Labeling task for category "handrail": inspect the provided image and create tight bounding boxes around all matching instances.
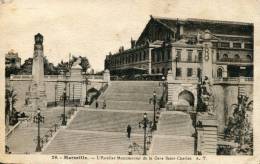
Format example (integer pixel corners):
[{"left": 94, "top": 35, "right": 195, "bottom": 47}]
[{"left": 6, "top": 121, "right": 22, "bottom": 138}]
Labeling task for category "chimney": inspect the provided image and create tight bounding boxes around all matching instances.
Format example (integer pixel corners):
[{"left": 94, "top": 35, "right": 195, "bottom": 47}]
[{"left": 131, "top": 38, "right": 136, "bottom": 48}]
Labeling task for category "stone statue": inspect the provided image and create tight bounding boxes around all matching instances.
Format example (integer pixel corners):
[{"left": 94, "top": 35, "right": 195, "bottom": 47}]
[
  {"left": 73, "top": 57, "right": 81, "bottom": 67},
  {"left": 201, "top": 76, "right": 215, "bottom": 115}
]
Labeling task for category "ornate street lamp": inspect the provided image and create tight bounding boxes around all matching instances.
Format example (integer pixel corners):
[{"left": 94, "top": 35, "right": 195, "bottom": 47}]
[
  {"left": 85, "top": 77, "right": 91, "bottom": 105},
  {"left": 139, "top": 112, "right": 152, "bottom": 155},
  {"left": 61, "top": 88, "right": 67, "bottom": 126},
  {"left": 54, "top": 84, "right": 57, "bottom": 107},
  {"left": 33, "top": 108, "right": 44, "bottom": 152},
  {"left": 149, "top": 91, "right": 157, "bottom": 130}
]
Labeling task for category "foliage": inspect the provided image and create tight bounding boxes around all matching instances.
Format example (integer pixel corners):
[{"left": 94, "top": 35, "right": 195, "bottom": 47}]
[
  {"left": 224, "top": 95, "right": 253, "bottom": 155},
  {"left": 11, "top": 55, "right": 91, "bottom": 75},
  {"left": 5, "top": 66, "right": 20, "bottom": 78},
  {"left": 5, "top": 88, "right": 17, "bottom": 125},
  {"left": 19, "top": 58, "right": 33, "bottom": 75}
]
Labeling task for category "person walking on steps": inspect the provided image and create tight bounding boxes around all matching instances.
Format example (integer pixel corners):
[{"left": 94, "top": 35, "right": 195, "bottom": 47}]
[{"left": 127, "top": 124, "right": 132, "bottom": 139}]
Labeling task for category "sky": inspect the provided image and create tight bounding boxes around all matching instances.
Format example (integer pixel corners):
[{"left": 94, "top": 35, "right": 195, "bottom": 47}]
[{"left": 0, "top": 0, "right": 259, "bottom": 72}]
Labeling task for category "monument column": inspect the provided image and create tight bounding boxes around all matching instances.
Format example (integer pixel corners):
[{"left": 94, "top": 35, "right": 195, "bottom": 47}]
[{"left": 28, "top": 33, "right": 47, "bottom": 111}]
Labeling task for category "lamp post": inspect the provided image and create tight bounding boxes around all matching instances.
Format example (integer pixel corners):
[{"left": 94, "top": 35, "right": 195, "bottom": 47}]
[
  {"left": 33, "top": 108, "right": 44, "bottom": 152},
  {"left": 85, "top": 77, "right": 91, "bottom": 105},
  {"left": 61, "top": 88, "right": 67, "bottom": 126},
  {"left": 54, "top": 84, "right": 57, "bottom": 107},
  {"left": 153, "top": 91, "right": 157, "bottom": 130},
  {"left": 73, "top": 84, "right": 75, "bottom": 103},
  {"left": 139, "top": 112, "right": 152, "bottom": 155}
]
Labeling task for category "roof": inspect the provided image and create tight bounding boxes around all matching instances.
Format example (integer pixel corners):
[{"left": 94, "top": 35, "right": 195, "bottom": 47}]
[{"left": 152, "top": 15, "right": 253, "bottom": 26}]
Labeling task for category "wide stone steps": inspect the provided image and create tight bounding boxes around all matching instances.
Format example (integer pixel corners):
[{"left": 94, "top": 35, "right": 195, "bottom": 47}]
[
  {"left": 67, "top": 110, "right": 153, "bottom": 134},
  {"left": 150, "top": 136, "right": 194, "bottom": 155},
  {"left": 6, "top": 127, "right": 49, "bottom": 154},
  {"left": 156, "top": 112, "right": 194, "bottom": 136},
  {"left": 101, "top": 100, "right": 154, "bottom": 111},
  {"left": 101, "top": 93, "right": 153, "bottom": 102},
  {"left": 43, "top": 130, "right": 143, "bottom": 155}
]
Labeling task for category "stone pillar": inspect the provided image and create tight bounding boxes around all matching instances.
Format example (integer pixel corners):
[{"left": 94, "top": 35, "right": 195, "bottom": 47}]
[
  {"left": 148, "top": 47, "right": 152, "bottom": 74},
  {"left": 103, "top": 69, "right": 111, "bottom": 84},
  {"left": 29, "top": 33, "right": 47, "bottom": 110},
  {"left": 201, "top": 30, "right": 213, "bottom": 83},
  {"left": 32, "top": 33, "right": 45, "bottom": 84}
]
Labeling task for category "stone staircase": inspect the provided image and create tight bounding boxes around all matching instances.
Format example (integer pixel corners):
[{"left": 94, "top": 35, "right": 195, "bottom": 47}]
[
  {"left": 43, "top": 130, "right": 143, "bottom": 155},
  {"left": 150, "top": 135, "right": 194, "bottom": 155},
  {"left": 156, "top": 111, "right": 194, "bottom": 136},
  {"left": 96, "top": 81, "right": 163, "bottom": 110},
  {"left": 149, "top": 111, "right": 195, "bottom": 155},
  {"left": 6, "top": 127, "right": 49, "bottom": 154},
  {"left": 67, "top": 110, "right": 153, "bottom": 134},
  {"left": 6, "top": 107, "right": 73, "bottom": 153}
]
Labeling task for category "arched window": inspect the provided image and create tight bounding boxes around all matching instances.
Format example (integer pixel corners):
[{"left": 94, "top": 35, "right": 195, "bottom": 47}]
[
  {"left": 246, "top": 55, "right": 252, "bottom": 61},
  {"left": 162, "top": 68, "right": 165, "bottom": 75},
  {"left": 223, "top": 54, "right": 228, "bottom": 58},
  {"left": 234, "top": 54, "right": 240, "bottom": 59},
  {"left": 217, "top": 67, "right": 223, "bottom": 78}
]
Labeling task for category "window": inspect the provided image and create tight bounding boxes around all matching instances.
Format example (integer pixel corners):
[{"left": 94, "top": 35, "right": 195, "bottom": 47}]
[
  {"left": 152, "top": 69, "right": 155, "bottom": 74},
  {"left": 223, "top": 54, "right": 228, "bottom": 58},
  {"left": 212, "top": 42, "right": 218, "bottom": 48},
  {"left": 157, "top": 68, "right": 160, "bottom": 73},
  {"left": 198, "top": 51, "right": 203, "bottom": 62},
  {"left": 216, "top": 53, "right": 220, "bottom": 60},
  {"left": 187, "top": 50, "right": 192, "bottom": 62},
  {"left": 233, "top": 43, "right": 241, "bottom": 48},
  {"left": 234, "top": 54, "right": 240, "bottom": 59},
  {"left": 161, "top": 50, "right": 165, "bottom": 61},
  {"left": 176, "top": 68, "right": 182, "bottom": 77},
  {"left": 221, "top": 42, "right": 230, "bottom": 48},
  {"left": 245, "top": 43, "right": 253, "bottom": 49},
  {"left": 197, "top": 68, "right": 201, "bottom": 78},
  {"left": 157, "top": 51, "right": 160, "bottom": 62},
  {"left": 217, "top": 67, "right": 223, "bottom": 78},
  {"left": 152, "top": 52, "right": 155, "bottom": 62},
  {"left": 246, "top": 55, "right": 252, "bottom": 61},
  {"left": 167, "top": 49, "right": 171, "bottom": 60},
  {"left": 162, "top": 68, "right": 165, "bottom": 75},
  {"left": 187, "top": 68, "right": 193, "bottom": 77},
  {"left": 139, "top": 52, "right": 142, "bottom": 61},
  {"left": 176, "top": 50, "right": 182, "bottom": 61},
  {"left": 143, "top": 51, "right": 146, "bottom": 60}
]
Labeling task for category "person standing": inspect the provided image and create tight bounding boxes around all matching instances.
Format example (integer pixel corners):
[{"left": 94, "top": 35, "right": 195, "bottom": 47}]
[{"left": 127, "top": 124, "right": 132, "bottom": 139}]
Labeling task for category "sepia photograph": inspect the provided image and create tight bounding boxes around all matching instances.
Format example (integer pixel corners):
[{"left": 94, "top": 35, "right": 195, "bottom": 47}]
[{"left": 0, "top": 0, "right": 259, "bottom": 163}]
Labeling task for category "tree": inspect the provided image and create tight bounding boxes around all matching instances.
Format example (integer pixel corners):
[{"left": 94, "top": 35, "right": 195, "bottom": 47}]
[
  {"left": 5, "top": 66, "right": 20, "bottom": 78},
  {"left": 224, "top": 95, "right": 253, "bottom": 155},
  {"left": 19, "top": 57, "right": 58, "bottom": 75},
  {"left": 5, "top": 88, "right": 17, "bottom": 125},
  {"left": 19, "top": 58, "right": 33, "bottom": 75}
]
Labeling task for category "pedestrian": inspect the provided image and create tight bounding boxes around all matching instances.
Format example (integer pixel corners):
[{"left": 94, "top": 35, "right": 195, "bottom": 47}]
[
  {"left": 103, "top": 100, "right": 106, "bottom": 109},
  {"left": 127, "top": 124, "right": 132, "bottom": 139},
  {"left": 95, "top": 101, "right": 99, "bottom": 109}
]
